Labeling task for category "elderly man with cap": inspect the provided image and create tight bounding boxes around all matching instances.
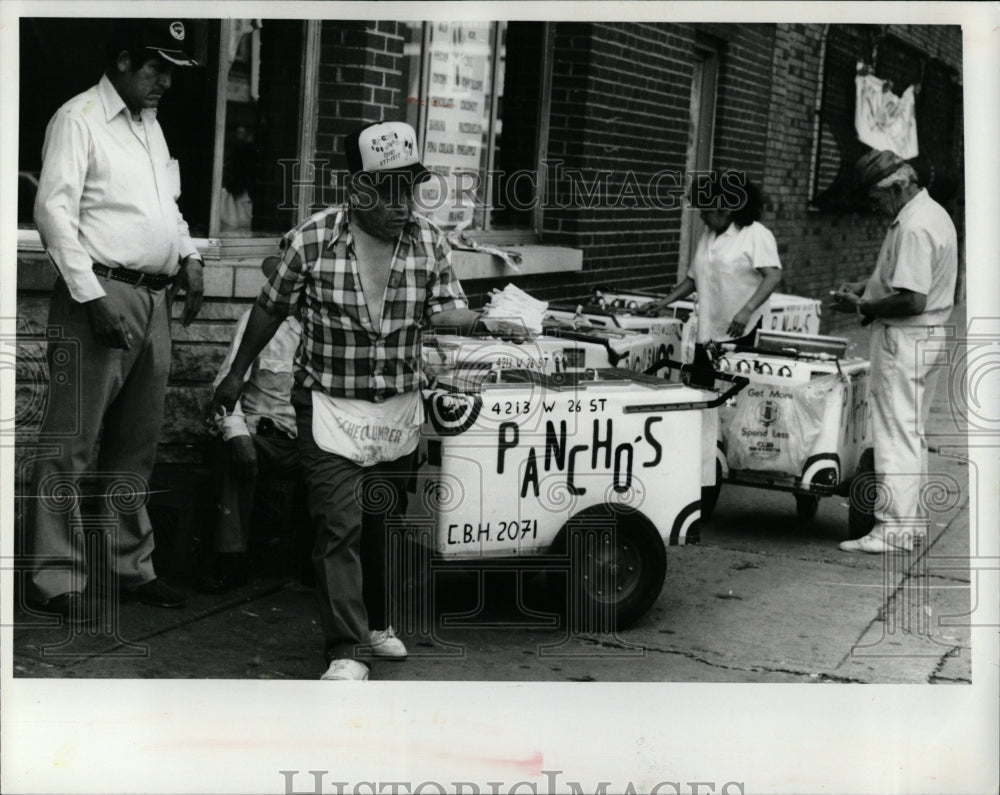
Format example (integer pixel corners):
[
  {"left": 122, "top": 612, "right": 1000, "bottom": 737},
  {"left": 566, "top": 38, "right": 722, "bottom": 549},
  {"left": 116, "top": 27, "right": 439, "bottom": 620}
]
[
  {"left": 829, "top": 149, "right": 957, "bottom": 553},
  {"left": 199, "top": 255, "right": 304, "bottom": 595},
  {"left": 211, "top": 121, "right": 484, "bottom": 680},
  {"left": 29, "top": 19, "right": 204, "bottom": 623}
]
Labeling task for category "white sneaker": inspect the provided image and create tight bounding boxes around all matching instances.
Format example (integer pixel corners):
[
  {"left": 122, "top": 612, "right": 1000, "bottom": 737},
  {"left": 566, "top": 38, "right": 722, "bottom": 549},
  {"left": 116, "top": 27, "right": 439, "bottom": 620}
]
[
  {"left": 839, "top": 533, "right": 913, "bottom": 554},
  {"left": 369, "top": 626, "right": 408, "bottom": 659},
  {"left": 320, "top": 658, "right": 369, "bottom": 681}
]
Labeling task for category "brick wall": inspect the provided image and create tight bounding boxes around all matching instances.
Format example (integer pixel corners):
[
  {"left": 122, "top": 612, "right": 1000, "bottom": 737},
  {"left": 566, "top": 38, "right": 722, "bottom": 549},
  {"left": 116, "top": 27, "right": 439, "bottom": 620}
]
[
  {"left": 507, "top": 22, "right": 778, "bottom": 307},
  {"left": 761, "top": 24, "right": 964, "bottom": 334},
  {"left": 311, "top": 21, "right": 407, "bottom": 211}
]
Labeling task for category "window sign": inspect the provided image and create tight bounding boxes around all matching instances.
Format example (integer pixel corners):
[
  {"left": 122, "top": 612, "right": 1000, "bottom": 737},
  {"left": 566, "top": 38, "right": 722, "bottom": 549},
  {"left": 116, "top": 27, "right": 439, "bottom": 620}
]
[{"left": 418, "top": 21, "right": 495, "bottom": 230}]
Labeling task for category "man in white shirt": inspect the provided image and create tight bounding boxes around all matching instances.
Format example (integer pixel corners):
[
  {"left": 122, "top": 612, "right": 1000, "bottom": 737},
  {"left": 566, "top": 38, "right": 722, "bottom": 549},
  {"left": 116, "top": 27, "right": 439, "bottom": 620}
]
[
  {"left": 200, "top": 257, "right": 303, "bottom": 594},
  {"left": 830, "top": 149, "right": 957, "bottom": 553},
  {"left": 29, "top": 20, "right": 205, "bottom": 624}
]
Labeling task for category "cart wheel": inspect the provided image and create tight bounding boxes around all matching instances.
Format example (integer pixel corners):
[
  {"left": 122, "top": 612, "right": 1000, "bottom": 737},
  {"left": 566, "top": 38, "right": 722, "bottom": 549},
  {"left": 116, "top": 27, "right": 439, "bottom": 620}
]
[
  {"left": 701, "top": 461, "right": 723, "bottom": 520},
  {"left": 794, "top": 494, "right": 820, "bottom": 521},
  {"left": 848, "top": 448, "right": 877, "bottom": 539},
  {"left": 546, "top": 505, "right": 667, "bottom": 633}
]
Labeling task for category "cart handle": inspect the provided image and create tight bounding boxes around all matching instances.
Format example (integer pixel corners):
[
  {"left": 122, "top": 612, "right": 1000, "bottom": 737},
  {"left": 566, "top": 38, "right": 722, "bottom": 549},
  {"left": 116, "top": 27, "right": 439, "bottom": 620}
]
[{"left": 643, "top": 358, "right": 750, "bottom": 408}]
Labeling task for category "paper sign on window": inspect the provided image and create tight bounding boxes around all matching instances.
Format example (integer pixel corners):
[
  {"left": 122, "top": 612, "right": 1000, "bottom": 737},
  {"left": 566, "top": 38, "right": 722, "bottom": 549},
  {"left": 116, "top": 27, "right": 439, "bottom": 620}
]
[{"left": 418, "top": 22, "right": 494, "bottom": 230}]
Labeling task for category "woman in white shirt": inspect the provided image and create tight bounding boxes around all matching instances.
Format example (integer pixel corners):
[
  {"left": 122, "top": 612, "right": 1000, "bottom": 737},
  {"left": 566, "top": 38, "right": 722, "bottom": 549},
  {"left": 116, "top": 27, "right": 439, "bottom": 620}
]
[{"left": 643, "top": 171, "right": 782, "bottom": 377}]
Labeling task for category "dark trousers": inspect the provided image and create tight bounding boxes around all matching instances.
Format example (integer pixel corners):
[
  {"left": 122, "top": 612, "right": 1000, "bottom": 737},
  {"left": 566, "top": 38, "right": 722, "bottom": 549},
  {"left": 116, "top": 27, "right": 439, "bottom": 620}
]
[
  {"left": 209, "top": 433, "right": 302, "bottom": 554},
  {"left": 292, "top": 387, "right": 413, "bottom": 664}
]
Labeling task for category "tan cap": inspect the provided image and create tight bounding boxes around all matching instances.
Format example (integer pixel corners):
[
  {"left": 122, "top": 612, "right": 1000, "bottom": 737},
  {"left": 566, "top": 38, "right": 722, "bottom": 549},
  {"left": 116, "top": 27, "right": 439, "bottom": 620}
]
[{"left": 854, "top": 149, "right": 906, "bottom": 193}]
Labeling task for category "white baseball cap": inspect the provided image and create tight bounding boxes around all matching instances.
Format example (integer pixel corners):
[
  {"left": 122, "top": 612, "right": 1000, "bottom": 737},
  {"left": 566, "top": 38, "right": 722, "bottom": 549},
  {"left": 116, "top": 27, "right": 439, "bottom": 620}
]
[{"left": 345, "top": 121, "right": 430, "bottom": 183}]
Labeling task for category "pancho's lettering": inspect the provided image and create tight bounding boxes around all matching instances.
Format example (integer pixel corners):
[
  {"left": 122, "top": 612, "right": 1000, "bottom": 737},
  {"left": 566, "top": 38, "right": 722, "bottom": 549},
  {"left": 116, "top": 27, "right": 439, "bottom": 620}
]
[
  {"left": 497, "top": 422, "right": 518, "bottom": 473},
  {"left": 494, "top": 419, "right": 663, "bottom": 497}
]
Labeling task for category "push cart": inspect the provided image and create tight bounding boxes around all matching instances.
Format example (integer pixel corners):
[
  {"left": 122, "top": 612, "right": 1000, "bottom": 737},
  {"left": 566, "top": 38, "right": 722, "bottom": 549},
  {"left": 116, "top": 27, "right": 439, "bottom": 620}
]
[
  {"left": 584, "top": 288, "right": 823, "bottom": 336},
  {"left": 424, "top": 325, "right": 682, "bottom": 381},
  {"left": 410, "top": 365, "right": 747, "bottom": 630},
  {"left": 704, "top": 328, "right": 874, "bottom": 532}
]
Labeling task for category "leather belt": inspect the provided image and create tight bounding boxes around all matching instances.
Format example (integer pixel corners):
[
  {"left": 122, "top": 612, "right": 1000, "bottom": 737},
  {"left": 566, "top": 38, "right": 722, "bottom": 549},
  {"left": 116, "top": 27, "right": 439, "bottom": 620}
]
[
  {"left": 256, "top": 417, "right": 295, "bottom": 440},
  {"left": 92, "top": 263, "right": 176, "bottom": 290}
]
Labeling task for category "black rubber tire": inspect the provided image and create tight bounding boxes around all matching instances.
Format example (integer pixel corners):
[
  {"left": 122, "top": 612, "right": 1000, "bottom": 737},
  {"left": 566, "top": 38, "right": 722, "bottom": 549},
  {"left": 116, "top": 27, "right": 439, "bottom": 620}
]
[
  {"left": 848, "top": 447, "right": 877, "bottom": 539},
  {"left": 546, "top": 505, "right": 667, "bottom": 633},
  {"left": 701, "top": 460, "right": 723, "bottom": 520},
  {"left": 794, "top": 494, "right": 820, "bottom": 521}
]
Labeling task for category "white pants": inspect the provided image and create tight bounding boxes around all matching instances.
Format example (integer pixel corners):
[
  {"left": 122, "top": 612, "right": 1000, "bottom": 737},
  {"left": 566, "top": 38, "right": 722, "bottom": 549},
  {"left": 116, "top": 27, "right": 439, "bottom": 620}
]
[{"left": 868, "top": 322, "right": 947, "bottom": 539}]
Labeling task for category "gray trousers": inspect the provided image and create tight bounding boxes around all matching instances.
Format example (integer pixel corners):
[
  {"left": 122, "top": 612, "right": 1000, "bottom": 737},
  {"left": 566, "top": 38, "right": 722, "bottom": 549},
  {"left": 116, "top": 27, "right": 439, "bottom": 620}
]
[
  {"left": 28, "top": 277, "right": 172, "bottom": 600},
  {"left": 292, "top": 386, "right": 412, "bottom": 663}
]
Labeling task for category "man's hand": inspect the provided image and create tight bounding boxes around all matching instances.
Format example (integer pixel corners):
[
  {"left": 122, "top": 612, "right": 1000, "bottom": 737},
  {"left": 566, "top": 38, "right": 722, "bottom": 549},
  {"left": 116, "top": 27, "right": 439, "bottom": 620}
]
[
  {"left": 228, "top": 435, "right": 258, "bottom": 480},
  {"left": 210, "top": 372, "right": 245, "bottom": 418},
  {"left": 85, "top": 295, "right": 132, "bottom": 349},
  {"left": 174, "top": 256, "right": 204, "bottom": 326},
  {"left": 727, "top": 307, "right": 753, "bottom": 339},
  {"left": 836, "top": 280, "right": 866, "bottom": 297},
  {"left": 827, "top": 289, "right": 862, "bottom": 314},
  {"left": 638, "top": 300, "right": 667, "bottom": 317}
]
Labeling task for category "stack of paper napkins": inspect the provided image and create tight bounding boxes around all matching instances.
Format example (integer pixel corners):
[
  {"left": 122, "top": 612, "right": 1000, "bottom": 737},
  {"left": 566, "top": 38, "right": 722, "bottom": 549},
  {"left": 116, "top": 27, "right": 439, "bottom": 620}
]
[{"left": 479, "top": 284, "right": 548, "bottom": 338}]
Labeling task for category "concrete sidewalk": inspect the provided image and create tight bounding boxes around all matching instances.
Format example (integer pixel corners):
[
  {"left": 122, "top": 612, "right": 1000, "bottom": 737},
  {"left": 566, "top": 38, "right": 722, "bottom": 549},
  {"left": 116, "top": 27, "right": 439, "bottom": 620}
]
[{"left": 11, "top": 307, "right": 972, "bottom": 683}]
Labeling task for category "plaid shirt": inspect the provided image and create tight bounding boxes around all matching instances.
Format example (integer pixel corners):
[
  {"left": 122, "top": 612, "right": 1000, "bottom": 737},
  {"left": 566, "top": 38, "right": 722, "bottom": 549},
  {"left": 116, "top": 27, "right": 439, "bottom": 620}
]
[{"left": 257, "top": 206, "right": 468, "bottom": 401}]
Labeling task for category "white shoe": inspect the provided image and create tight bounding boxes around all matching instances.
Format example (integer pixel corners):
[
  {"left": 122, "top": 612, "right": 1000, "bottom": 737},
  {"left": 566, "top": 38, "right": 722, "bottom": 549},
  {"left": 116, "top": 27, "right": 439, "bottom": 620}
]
[
  {"left": 320, "top": 658, "right": 369, "bottom": 681},
  {"left": 839, "top": 533, "right": 913, "bottom": 554},
  {"left": 369, "top": 626, "right": 408, "bottom": 659}
]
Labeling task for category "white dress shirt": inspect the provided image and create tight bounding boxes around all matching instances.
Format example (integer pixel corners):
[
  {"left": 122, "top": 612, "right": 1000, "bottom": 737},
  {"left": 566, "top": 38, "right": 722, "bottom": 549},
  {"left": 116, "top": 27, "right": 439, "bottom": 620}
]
[
  {"left": 688, "top": 220, "right": 782, "bottom": 343},
  {"left": 861, "top": 188, "right": 957, "bottom": 327},
  {"left": 34, "top": 74, "right": 200, "bottom": 303},
  {"left": 213, "top": 310, "right": 302, "bottom": 441}
]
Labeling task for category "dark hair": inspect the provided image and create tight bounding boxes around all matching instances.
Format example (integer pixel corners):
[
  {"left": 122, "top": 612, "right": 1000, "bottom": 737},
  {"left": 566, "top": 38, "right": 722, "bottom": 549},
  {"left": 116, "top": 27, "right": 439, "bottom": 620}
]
[
  {"left": 692, "top": 170, "right": 765, "bottom": 229},
  {"left": 106, "top": 47, "right": 149, "bottom": 74}
]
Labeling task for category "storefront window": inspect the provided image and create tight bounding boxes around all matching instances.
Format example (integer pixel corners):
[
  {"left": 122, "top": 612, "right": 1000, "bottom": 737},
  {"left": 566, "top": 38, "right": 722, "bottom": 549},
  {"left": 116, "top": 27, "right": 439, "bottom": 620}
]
[
  {"left": 400, "top": 21, "right": 549, "bottom": 235},
  {"left": 17, "top": 17, "right": 305, "bottom": 241}
]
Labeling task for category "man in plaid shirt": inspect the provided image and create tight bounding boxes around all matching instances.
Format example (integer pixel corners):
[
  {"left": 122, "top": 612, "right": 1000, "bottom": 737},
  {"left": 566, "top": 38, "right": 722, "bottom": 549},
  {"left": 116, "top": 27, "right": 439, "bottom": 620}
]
[{"left": 211, "top": 122, "right": 483, "bottom": 681}]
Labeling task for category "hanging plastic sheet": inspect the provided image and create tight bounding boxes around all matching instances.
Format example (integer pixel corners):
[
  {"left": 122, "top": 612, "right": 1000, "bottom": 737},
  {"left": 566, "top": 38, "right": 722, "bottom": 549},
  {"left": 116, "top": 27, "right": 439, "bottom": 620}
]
[{"left": 854, "top": 72, "right": 919, "bottom": 159}]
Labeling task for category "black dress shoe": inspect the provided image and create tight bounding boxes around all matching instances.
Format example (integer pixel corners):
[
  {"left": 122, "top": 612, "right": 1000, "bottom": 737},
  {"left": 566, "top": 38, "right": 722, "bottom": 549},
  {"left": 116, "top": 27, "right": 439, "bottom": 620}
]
[
  {"left": 121, "top": 579, "right": 187, "bottom": 608},
  {"left": 33, "top": 592, "right": 93, "bottom": 626}
]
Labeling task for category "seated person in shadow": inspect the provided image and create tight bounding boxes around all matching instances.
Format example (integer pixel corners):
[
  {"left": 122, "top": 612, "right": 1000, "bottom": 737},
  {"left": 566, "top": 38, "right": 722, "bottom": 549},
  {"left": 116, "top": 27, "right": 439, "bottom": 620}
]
[
  {"left": 200, "top": 255, "right": 304, "bottom": 592},
  {"left": 219, "top": 137, "right": 255, "bottom": 237}
]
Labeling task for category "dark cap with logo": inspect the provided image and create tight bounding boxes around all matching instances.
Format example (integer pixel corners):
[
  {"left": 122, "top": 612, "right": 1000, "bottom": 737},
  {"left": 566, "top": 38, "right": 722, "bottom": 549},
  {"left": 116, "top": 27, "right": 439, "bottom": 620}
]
[{"left": 111, "top": 19, "right": 199, "bottom": 68}]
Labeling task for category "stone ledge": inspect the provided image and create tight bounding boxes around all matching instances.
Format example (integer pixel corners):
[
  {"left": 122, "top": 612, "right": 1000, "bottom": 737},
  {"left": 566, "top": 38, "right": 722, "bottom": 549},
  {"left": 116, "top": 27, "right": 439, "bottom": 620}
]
[{"left": 17, "top": 244, "right": 584, "bottom": 299}]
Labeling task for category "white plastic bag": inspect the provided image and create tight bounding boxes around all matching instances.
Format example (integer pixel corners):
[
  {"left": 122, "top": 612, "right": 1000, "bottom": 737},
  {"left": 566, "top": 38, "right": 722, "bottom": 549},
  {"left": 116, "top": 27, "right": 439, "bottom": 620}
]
[{"left": 722, "top": 373, "right": 838, "bottom": 474}]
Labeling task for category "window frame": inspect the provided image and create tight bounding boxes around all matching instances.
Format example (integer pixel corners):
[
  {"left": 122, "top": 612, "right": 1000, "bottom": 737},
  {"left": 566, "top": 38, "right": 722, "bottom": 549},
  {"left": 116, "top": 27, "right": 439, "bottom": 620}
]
[
  {"left": 408, "top": 20, "right": 553, "bottom": 242},
  {"left": 678, "top": 36, "right": 721, "bottom": 273},
  {"left": 18, "top": 18, "right": 317, "bottom": 262}
]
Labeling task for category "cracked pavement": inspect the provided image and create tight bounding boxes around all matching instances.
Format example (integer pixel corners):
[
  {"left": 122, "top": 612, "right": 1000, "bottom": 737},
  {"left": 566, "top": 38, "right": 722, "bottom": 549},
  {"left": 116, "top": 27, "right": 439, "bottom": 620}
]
[{"left": 12, "top": 417, "right": 972, "bottom": 686}]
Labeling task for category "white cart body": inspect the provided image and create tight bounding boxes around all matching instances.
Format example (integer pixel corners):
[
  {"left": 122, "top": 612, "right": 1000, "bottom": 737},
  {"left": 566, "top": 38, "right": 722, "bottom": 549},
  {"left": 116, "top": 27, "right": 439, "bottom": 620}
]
[
  {"left": 714, "top": 347, "right": 871, "bottom": 494},
  {"left": 414, "top": 374, "right": 715, "bottom": 559}
]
